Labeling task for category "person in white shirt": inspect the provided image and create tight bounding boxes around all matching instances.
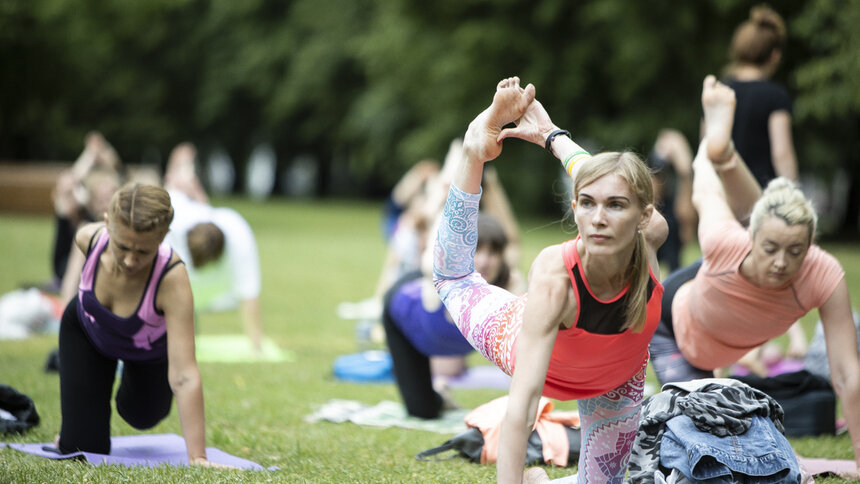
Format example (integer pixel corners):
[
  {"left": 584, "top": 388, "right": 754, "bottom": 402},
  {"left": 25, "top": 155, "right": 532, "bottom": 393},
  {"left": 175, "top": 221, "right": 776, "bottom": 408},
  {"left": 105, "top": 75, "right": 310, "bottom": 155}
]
[{"left": 163, "top": 143, "right": 265, "bottom": 354}]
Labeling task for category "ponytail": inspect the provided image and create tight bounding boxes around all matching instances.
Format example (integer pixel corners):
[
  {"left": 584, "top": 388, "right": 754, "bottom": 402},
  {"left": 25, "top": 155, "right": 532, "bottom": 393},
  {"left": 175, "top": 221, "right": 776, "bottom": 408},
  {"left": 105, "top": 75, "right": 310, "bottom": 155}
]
[{"left": 623, "top": 230, "right": 650, "bottom": 332}]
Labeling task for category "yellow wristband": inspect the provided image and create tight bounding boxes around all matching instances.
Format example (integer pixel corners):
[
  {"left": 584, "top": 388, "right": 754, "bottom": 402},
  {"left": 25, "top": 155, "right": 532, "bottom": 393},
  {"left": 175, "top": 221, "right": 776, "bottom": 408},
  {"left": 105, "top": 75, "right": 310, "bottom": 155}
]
[{"left": 563, "top": 150, "right": 591, "bottom": 177}]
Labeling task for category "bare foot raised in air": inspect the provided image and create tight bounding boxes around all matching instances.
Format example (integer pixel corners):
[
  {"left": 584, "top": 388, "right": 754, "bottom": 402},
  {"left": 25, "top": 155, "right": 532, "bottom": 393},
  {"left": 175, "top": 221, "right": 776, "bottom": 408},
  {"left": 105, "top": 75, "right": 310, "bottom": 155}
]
[
  {"left": 701, "top": 75, "right": 737, "bottom": 165},
  {"left": 165, "top": 142, "right": 198, "bottom": 184},
  {"left": 464, "top": 77, "right": 535, "bottom": 163}
]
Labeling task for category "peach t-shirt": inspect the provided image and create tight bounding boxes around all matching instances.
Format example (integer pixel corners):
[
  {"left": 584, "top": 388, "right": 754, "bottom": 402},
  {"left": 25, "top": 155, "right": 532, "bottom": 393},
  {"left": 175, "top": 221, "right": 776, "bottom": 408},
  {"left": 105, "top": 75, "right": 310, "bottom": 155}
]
[{"left": 674, "top": 219, "right": 844, "bottom": 369}]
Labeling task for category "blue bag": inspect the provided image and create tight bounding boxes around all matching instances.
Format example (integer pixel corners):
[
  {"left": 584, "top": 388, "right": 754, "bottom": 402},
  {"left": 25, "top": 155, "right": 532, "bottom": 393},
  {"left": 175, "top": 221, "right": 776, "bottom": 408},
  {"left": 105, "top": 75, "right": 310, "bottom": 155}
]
[{"left": 332, "top": 350, "right": 394, "bottom": 383}]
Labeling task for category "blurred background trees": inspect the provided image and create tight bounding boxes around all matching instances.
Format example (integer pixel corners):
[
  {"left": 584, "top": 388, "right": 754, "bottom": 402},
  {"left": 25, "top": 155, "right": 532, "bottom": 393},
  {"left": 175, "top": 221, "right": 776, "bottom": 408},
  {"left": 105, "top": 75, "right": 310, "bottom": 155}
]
[{"left": 1, "top": 0, "right": 857, "bottom": 233}]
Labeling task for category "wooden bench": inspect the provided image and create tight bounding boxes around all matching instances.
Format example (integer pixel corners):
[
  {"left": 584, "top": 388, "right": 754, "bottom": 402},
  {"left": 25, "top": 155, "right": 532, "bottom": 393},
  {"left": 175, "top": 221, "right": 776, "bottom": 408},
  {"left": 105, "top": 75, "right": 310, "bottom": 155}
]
[{"left": 0, "top": 162, "right": 70, "bottom": 215}]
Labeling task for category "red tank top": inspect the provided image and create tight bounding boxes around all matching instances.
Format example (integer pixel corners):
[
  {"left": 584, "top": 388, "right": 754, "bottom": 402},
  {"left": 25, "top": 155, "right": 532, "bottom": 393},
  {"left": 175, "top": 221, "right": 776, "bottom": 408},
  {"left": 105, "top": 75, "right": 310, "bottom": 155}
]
[{"left": 542, "top": 238, "right": 663, "bottom": 400}]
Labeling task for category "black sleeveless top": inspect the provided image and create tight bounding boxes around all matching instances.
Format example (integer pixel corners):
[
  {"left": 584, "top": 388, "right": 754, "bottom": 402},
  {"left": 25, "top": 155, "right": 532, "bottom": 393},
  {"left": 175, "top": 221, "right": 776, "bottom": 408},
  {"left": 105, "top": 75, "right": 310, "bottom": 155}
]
[{"left": 571, "top": 262, "right": 656, "bottom": 335}]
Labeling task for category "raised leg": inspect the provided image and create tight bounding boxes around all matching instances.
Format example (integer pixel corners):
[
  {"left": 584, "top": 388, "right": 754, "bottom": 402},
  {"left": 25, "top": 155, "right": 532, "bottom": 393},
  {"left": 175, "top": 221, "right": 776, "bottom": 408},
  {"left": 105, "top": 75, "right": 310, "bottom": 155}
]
[
  {"left": 700, "top": 75, "right": 762, "bottom": 222},
  {"left": 433, "top": 184, "right": 524, "bottom": 375}
]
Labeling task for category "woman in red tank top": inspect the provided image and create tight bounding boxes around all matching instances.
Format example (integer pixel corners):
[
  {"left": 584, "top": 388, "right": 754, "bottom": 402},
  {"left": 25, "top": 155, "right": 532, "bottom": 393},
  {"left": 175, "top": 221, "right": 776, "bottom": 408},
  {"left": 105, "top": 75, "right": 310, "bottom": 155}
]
[{"left": 433, "top": 78, "right": 667, "bottom": 483}]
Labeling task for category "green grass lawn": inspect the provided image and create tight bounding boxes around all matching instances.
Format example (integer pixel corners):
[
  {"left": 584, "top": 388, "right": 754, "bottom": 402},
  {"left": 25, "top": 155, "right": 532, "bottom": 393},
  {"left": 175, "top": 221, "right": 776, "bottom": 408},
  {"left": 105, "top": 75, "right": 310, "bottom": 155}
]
[{"left": 0, "top": 198, "right": 857, "bottom": 483}]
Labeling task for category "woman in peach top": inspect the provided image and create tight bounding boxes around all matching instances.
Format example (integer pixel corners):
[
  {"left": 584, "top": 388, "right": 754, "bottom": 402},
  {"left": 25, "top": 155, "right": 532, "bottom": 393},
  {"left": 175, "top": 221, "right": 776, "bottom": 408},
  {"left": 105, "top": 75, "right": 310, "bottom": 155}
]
[{"left": 650, "top": 75, "right": 860, "bottom": 472}]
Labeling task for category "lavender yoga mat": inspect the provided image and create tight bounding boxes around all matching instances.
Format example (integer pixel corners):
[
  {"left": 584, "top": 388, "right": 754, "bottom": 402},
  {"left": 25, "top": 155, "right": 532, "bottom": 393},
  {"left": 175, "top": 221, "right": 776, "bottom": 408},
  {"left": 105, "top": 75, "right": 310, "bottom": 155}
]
[
  {"left": 444, "top": 365, "right": 510, "bottom": 390},
  {"left": 1, "top": 433, "right": 274, "bottom": 470}
]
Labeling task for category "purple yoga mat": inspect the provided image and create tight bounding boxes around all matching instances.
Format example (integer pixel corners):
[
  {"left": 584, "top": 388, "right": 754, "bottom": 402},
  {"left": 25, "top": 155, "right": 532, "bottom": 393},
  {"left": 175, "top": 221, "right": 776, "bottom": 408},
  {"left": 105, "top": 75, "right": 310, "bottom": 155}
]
[
  {"left": 445, "top": 365, "right": 511, "bottom": 390},
  {"left": 731, "top": 358, "right": 805, "bottom": 377},
  {"left": 1, "top": 433, "right": 274, "bottom": 470}
]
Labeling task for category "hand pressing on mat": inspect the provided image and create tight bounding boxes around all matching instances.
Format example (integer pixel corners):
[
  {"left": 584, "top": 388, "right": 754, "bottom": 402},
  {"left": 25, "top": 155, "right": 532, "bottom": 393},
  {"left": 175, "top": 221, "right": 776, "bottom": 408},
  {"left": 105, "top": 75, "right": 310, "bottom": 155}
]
[{"left": 190, "top": 456, "right": 237, "bottom": 469}]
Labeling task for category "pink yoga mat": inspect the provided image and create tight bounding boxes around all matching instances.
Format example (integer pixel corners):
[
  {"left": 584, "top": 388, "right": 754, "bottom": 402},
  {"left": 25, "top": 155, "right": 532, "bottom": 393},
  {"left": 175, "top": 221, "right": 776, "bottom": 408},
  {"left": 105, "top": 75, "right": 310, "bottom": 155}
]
[
  {"left": 1, "top": 433, "right": 274, "bottom": 470},
  {"left": 797, "top": 456, "right": 857, "bottom": 478}
]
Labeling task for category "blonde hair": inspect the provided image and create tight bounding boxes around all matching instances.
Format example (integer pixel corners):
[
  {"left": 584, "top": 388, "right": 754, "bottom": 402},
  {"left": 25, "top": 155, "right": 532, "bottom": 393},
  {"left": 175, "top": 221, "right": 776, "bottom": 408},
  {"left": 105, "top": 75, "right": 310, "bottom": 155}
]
[
  {"left": 750, "top": 177, "right": 817, "bottom": 244},
  {"left": 108, "top": 183, "right": 174, "bottom": 233},
  {"left": 573, "top": 151, "right": 654, "bottom": 333},
  {"left": 730, "top": 4, "right": 786, "bottom": 68}
]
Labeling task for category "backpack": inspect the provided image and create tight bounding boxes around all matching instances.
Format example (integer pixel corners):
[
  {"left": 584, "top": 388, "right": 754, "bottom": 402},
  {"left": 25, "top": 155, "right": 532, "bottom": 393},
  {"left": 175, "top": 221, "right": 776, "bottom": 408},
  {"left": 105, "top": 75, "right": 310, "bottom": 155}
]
[
  {"left": 416, "top": 425, "right": 581, "bottom": 466},
  {"left": 0, "top": 384, "right": 40, "bottom": 435},
  {"left": 416, "top": 395, "right": 581, "bottom": 467}
]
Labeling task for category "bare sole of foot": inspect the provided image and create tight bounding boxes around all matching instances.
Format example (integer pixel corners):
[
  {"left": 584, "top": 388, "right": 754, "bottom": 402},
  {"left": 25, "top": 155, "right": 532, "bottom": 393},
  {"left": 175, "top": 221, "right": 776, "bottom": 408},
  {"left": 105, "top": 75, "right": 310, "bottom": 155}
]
[
  {"left": 701, "top": 75, "right": 736, "bottom": 164},
  {"left": 465, "top": 77, "right": 535, "bottom": 163}
]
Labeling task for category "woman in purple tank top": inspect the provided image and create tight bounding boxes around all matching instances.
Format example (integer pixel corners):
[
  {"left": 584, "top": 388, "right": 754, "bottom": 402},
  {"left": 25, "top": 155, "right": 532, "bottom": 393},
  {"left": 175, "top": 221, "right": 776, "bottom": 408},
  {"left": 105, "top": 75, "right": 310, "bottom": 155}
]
[
  {"left": 382, "top": 212, "right": 515, "bottom": 419},
  {"left": 55, "top": 183, "right": 226, "bottom": 468}
]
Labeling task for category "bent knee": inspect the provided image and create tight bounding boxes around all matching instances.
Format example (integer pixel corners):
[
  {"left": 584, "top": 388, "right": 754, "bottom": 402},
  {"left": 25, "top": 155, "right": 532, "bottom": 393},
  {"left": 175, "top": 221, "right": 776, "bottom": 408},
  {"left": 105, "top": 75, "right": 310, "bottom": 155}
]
[{"left": 117, "top": 402, "right": 170, "bottom": 430}]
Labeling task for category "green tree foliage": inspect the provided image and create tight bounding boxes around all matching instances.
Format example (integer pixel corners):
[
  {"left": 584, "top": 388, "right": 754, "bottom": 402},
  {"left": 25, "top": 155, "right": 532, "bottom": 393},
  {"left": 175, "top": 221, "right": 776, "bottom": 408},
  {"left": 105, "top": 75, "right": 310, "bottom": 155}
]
[
  {"left": 792, "top": 0, "right": 860, "bottom": 121},
  {"left": 791, "top": 0, "right": 860, "bottom": 233},
  {"left": 1, "top": 0, "right": 857, "bottom": 224}
]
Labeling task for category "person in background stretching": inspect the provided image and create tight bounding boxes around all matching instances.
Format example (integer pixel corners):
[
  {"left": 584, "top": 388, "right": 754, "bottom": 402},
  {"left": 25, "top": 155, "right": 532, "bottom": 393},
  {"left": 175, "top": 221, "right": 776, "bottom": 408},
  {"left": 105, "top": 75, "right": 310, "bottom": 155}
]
[
  {"left": 383, "top": 212, "right": 516, "bottom": 419},
  {"left": 649, "top": 75, "right": 860, "bottom": 473},
  {"left": 647, "top": 128, "right": 696, "bottom": 273},
  {"left": 722, "top": 3, "right": 797, "bottom": 186},
  {"left": 434, "top": 77, "right": 667, "bottom": 483},
  {"left": 163, "top": 143, "right": 265, "bottom": 355},
  {"left": 56, "top": 183, "right": 224, "bottom": 467},
  {"left": 52, "top": 132, "right": 122, "bottom": 293}
]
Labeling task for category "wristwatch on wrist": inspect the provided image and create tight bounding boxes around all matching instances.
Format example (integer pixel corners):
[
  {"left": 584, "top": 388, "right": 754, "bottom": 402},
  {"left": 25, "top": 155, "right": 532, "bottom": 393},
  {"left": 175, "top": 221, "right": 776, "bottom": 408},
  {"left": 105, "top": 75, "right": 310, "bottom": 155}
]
[{"left": 545, "top": 129, "right": 571, "bottom": 155}]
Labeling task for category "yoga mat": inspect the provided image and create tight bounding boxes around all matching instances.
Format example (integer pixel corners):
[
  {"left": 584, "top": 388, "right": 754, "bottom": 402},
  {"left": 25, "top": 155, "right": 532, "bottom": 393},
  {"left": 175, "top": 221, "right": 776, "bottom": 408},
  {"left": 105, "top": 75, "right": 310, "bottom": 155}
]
[
  {"left": 0, "top": 433, "right": 274, "bottom": 470},
  {"left": 797, "top": 456, "right": 857, "bottom": 477},
  {"left": 731, "top": 357, "right": 805, "bottom": 377},
  {"left": 550, "top": 473, "right": 577, "bottom": 483},
  {"left": 336, "top": 298, "right": 382, "bottom": 320},
  {"left": 305, "top": 399, "right": 468, "bottom": 434},
  {"left": 443, "top": 365, "right": 510, "bottom": 390},
  {"left": 195, "top": 334, "right": 294, "bottom": 363}
]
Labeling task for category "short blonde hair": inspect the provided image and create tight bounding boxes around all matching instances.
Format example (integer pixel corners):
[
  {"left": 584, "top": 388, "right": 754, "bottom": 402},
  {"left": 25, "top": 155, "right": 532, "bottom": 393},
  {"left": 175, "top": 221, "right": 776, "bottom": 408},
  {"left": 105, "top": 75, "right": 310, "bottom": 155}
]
[{"left": 750, "top": 177, "right": 817, "bottom": 244}]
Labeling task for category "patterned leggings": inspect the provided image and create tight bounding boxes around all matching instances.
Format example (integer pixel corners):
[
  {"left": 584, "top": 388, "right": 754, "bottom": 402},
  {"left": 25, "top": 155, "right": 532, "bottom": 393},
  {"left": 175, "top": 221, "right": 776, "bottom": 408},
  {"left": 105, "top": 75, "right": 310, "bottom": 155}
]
[{"left": 433, "top": 185, "right": 645, "bottom": 483}]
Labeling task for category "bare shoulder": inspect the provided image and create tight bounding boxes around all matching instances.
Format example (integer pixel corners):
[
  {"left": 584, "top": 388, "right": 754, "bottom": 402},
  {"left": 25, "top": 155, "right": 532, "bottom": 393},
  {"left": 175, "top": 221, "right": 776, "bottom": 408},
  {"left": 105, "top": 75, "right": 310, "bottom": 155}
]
[
  {"left": 528, "top": 244, "right": 573, "bottom": 296},
  {"left": 74, "top": 222, "right": 105, "bottom": 252},
  {"left": 158, "top": 254, "right": 192, "bottom": 310},
  {"left": 528, "top": 244, "right": 567, "bottom": 281},
  {"left": 527, "top": 243, "right": 577, "bottom": 327},
  {"left": 161, "top": 254, "right": 190, "bottom": 289}
]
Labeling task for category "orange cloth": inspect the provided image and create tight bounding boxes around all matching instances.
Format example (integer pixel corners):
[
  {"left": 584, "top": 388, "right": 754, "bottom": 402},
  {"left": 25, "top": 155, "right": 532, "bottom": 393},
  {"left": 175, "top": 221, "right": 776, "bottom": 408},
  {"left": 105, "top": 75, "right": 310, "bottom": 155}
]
[
  {"left": 675, "top": 219, "right": 845, "bottom": 369},
  {"left": 463, "top": 396, "right": 580, "bottom": 466}
]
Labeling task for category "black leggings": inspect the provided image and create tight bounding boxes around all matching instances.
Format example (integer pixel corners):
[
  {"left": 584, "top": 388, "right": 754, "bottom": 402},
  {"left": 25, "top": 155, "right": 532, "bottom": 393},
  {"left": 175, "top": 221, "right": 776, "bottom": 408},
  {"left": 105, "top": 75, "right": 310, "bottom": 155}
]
[
  {"left": 381, "top": 271, "right": 443, "bottom": 419},
  {"left": 649, "top": 259, "right": 714, "bottom": 386},
  {"left": 58, "top": 296, "right": 173, "bottom": 454}
]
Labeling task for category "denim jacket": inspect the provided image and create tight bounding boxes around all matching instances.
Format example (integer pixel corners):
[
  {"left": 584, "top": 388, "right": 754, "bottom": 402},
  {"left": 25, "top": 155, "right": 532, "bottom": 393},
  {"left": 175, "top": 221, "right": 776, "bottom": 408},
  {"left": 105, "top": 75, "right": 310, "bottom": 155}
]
[
  {"left": 660, "top": 414, "right": 800, "bottom": 483},
  {"left": 627, "top": 378, "right": 786, "bottom": 484}
]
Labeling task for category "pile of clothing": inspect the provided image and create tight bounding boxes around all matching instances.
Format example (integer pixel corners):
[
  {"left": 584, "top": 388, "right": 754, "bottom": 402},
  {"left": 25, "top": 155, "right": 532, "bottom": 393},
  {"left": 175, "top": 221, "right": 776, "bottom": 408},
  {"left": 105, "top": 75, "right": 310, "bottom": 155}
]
[{"left": 627, "top": 378, "right": 804, "bottom": 483}]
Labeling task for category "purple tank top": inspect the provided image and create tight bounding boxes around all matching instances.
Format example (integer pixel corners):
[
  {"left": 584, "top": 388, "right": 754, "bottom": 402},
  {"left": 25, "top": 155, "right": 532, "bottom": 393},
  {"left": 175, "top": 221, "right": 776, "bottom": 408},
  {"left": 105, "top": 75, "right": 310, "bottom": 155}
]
[
  {"left": 389, "top": 278, "right": 474, "bottom": 357},
  {"left": 77, "top": 230, "right": 174, "bottom": 361}
]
